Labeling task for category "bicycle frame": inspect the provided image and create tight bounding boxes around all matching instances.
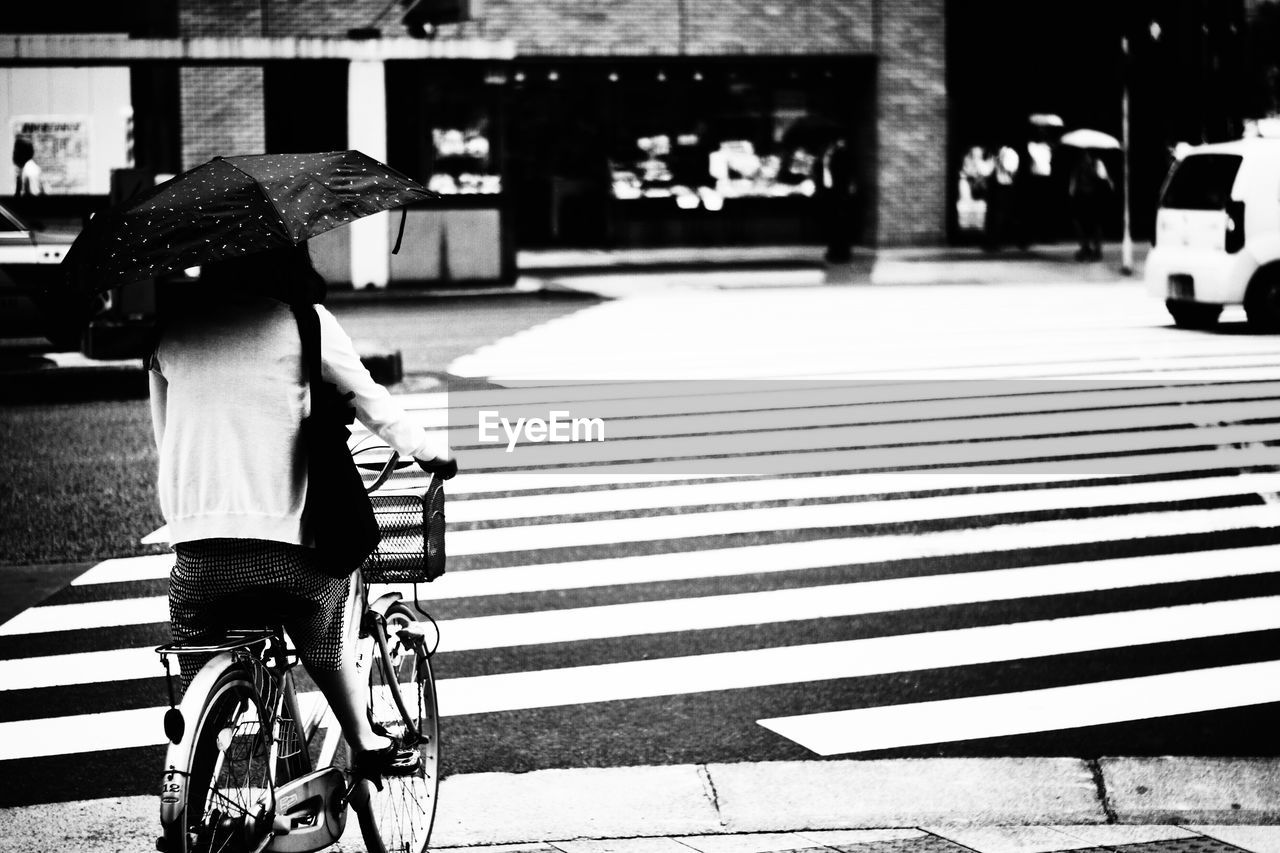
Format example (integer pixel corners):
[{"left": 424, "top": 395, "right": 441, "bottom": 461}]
[{"left": 157, "top": 584, "right": 410, "bottom": 853}]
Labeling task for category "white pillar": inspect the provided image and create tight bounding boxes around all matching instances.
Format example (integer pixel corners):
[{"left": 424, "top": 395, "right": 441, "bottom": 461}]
[{"left": 347, "top": 59, "right": 389, "bottom": 289}]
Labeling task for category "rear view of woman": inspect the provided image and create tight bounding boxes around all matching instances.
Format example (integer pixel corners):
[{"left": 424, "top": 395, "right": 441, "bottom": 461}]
[{"left": 149, "top": 244, "right": 454, "bottom": 780}]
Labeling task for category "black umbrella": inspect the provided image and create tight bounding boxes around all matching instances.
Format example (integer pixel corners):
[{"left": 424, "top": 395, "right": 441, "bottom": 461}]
[{"left": 41, "top": 151, "right": 436, "bottom": 345}]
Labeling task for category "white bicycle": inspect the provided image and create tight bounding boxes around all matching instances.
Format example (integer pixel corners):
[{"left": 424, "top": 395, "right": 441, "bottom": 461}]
[{"left": 155, "top": 444, "right": 448, "bottom": 853}]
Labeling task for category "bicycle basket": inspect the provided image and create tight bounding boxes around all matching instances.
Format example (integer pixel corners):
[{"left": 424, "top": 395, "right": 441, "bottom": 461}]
[{"left": 360, "top": 477, "right": 446, "bottom": 583}]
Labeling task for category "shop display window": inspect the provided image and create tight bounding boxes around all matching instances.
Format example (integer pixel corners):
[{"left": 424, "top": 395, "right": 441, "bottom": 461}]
[
  {"left": 387, "top": 61, "right": 503, "bottom": 197},
  {"left": 428, "top": 125, "right": 500, "bottom": 195},
  {"left": 606, "top": 84, "right": 832, "bottom": 209}
]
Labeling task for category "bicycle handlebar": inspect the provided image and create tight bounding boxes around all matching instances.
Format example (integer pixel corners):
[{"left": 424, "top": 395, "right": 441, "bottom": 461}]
[
  {"left": 353, "top": 440, "right": 457, "bottom": 493},
  {"left": 416, "top": 456, "right": 458, "bottom": 480}
]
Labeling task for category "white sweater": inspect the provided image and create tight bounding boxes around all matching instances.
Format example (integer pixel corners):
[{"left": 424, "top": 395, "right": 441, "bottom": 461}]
[{"left": 149, "top": 295, "right": 443, "bottom": 546}]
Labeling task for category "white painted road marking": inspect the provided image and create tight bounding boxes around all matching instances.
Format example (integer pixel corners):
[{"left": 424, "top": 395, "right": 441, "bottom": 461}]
[
  {"left": 757, "top": 659, "right": 1280, "bottom": 755},
  {"left": 12, "top": 502, "right": 1280, "bottom": 637},
  {"left": 5, "top": 596, "right": 1280, "bottom": 760},
  {"left": 12, "top": 544, "right": 1280, "bottom": 691}
]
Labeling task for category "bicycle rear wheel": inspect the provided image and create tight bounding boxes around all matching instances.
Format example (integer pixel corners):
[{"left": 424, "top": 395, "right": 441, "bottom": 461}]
[
  {"left": 182, "top": 667, "right": 277, "bottom": 853},
  {"left": 356, "top": 601, "right": 440, "bottom": 853}
]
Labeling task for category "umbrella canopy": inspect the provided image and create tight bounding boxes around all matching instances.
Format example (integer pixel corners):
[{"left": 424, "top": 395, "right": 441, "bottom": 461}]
[
  {"left": 1059, "top": 129, "right": 1122, "bottom": 150},
  {"left": 62, "top": 150, "right": 436, "bottom": 294},
  {"left": 1028, "top": 113, "right": 1064, "bottom": 128},
  {"left": 34, "top": 150, "right": 435, "bottom": 346}
]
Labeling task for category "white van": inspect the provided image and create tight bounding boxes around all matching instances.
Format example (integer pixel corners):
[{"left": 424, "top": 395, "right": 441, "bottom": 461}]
[{"left": 1146, "top": 137, "right": 1280, "bottom": 329}]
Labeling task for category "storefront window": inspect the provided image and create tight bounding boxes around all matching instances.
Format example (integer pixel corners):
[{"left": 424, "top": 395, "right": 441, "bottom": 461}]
[
  {"left": 604, "top": 74, "right": 833, "bottom": 212},
  {"left": 610, "top": 132, "right": 816, "bottom": 209},
  {"left": 387, "top": 61, "right": 503, "bottom": 196},
  {"left": 428, "top": 124, "right": 500, "bottom": 195}
]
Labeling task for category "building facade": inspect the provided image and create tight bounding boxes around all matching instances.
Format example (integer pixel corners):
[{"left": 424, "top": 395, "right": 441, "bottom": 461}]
[
  {"left": 173, "top": 0, "right": 948, "bottom": 259},
  {"left": 1, "top": 1, "right": 949, "bottom": 285}
]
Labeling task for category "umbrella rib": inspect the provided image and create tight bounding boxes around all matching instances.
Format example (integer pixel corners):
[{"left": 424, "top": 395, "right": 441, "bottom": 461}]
[{"left": 219, "top": 158, "right": 299, "bottom": 241}]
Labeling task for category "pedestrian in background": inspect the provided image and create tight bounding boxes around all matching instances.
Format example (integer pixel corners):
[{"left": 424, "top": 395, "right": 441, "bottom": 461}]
[
  {"left": 983, "top": 143, "right": 1019, "bottom": 252},
  {"left": 958, "top": 145, "right": 993, "bottom": 234},
  {"left": 12, "top": 136, "right": 44, "bottom": 196},
  {"left": 1068, "top": 149, "right": 1112, "bottom": 261},
  {"left": 818, "top": 135, "right": 858, "bottom": 263},
  {"left": 1019, "top": 129, "right": 1055, "bottom": 246},
  {"left": 150, "top": 243, "right": 454, "bottom": 780}
]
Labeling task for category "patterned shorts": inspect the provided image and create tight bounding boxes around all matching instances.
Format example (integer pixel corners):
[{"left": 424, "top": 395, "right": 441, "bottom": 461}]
[{"left": 169, "top": 538, "right": 352, "bottom": 682}]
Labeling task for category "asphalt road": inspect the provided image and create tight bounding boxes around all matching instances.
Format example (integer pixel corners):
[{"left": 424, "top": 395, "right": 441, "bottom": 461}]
[{"left": 4, "top": 279, "right": 1280, "bottom": 812}]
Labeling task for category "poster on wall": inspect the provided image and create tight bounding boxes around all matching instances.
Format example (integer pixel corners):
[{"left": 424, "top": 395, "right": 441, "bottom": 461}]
[{"left": 10, "top": 115, "right": 91, "bottom": 194}]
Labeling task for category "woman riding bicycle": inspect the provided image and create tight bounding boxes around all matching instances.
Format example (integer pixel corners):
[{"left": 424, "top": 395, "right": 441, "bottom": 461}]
[{"left": 148, "top": 243, "right": 455, "bottom": 782}]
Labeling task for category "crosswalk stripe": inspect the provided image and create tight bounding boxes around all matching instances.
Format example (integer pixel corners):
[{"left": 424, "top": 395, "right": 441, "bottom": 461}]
[
  {"left": 756, "top": 659, "right": 1280, "bottom": 756},
  {"left": 71, "top": 554, "right": 172, "bottom": 586},
  {"left": 409, "top": 382, "right": 1280, "bottom": 441},
  {"left": 372, "top": 441, "right": 1280, "bottom": 495},
  {"left": 433, "top": 596, "right": 1280, "bottom": 717},
  {"left": 394, "top": 377, "right": 1280, "bottom": 418},
  {"left": 434, "top": 459, "right": 1280, "bottom": 524},
  {"left": 118, "top": 443, "right": 1280, "bottom": 585},
  {"left": 451, "top": 421, "right": 1280, "bottom": 474},
  {"left": 133, "top": 444, "right": 1280, "bottom": 555},
  {"left": 449, "top": 398, "right": 1280, "bottom": 449},
  {"left": 6, "top": 596, "right": 1278, "bottom": 761},
  {"left": 13, "top": 544, "right": 1280, "bottom": 692},
  {"left": 444, "top": 473, "right": 1280, "bottom": 555},
  {"left": 11, "top": 502, "right": 1280, "bottom": 637}
]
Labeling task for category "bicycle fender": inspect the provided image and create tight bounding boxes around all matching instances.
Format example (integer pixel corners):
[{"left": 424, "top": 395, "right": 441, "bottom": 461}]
[
  {"left": 366, "top": 590, "right": 403, "bottom": 618},
  {"left": 158, "top": 651, "right": 240, "bottom": 853}
]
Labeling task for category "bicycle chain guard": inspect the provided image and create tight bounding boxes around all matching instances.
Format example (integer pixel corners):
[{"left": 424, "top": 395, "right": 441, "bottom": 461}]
[{"left": 267, "top": 767, "right": 348, "bottom": 853}]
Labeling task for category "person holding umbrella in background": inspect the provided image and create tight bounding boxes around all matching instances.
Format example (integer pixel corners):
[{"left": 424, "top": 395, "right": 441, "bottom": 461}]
[
  {"left": 47, "top": 150, "right": 458, "bottom": 781},
  {"left": 1062, "top": 129, "right": 1119, "bottom": 261},
  {"left": 1068, "top": 149, "right": 1113, "bottom": 260}
]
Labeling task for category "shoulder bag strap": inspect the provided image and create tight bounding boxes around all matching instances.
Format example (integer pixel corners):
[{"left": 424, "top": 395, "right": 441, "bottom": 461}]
[{"left": 290, "top": 303, "right": 321, "bottom": 392}]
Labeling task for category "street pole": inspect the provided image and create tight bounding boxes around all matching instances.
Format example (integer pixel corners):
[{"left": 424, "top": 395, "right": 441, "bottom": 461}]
[{"left": 1121, "top": 35, "right": 1135, "bottom": 276}]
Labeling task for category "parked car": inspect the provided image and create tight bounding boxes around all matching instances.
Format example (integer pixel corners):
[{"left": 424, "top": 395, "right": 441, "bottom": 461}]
[
  {"left": 1146, "top": 136, "right": 1280, "bottom": 329},
  {"left": 0, "top": 200, "right": 74, "bottom": 340}
]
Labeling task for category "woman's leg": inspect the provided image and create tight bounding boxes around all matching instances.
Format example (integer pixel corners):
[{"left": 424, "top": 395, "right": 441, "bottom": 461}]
[
  {"left": 299, "top": 573, "right": 391, "bottom": 753},
  {"left": 309, "top": 665, "right": 391, "bottom": 753}
]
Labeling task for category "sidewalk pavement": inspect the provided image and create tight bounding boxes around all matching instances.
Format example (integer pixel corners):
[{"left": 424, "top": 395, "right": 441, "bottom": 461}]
[
  {"left": 3, "top": 757, "right": 1279, "bottom": 852},
  {"left": 0, "top": 240, "right": 1151, "bottom": 401},
  {"left": 515, "top": 241, "right": 1147, "bottom": 291}
]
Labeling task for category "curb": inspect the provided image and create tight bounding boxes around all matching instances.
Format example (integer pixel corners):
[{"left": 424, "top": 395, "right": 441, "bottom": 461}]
[
  {"left": 427, "top": 758, "right": 1280, "bottom": 847},
  {"left": 3, "top": 758, "right": 1276, "bottom": 852}
]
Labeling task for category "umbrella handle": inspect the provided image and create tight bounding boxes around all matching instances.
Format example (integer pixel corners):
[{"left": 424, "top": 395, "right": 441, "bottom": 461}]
[{"left": 392, "top": 207, "right": 407, "bottom": 255}]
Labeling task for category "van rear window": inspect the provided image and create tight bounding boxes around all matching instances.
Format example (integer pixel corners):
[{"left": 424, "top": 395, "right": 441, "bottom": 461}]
[{"left": 1160, "top": 154, "right": 1243, "bottom": 210}]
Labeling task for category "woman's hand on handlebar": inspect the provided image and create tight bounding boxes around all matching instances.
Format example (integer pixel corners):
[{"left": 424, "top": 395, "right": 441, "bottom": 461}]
[{"left": 417, "top": 455, "right": 458, "bottom": 480}]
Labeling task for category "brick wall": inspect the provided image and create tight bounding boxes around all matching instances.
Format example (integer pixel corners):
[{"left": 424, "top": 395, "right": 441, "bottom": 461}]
[
  {"left": 875, "top": 0, "right": 947, "bottom": 246},
  {"left": 177, "top": 0, "right": 877, "bottom": 54},
  {"left": 179, "top": 67, "right": 265, "bottom": 169},
  {"left": 179, "top": 0, "right": 390, "bottom": 38}
]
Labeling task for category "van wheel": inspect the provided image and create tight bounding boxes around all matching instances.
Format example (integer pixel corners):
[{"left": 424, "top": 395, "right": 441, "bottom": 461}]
[
  {"left": 1245, "top": 276, "right": 1280, "bottom": 331},
  {"left": 1166, "top": 300, "right": 1222, "bottom": 329}
]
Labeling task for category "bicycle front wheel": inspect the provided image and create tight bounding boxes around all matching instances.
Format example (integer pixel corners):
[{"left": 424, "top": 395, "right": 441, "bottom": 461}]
[
  {"left": 358, "top": 602, "right": 440, "bottom": 853},
  {"left": 182, "top": 667, "right": 277, "bottom": 853}
]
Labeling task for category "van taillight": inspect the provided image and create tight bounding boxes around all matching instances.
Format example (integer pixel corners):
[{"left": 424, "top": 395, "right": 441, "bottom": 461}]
[{"left": 1226, "top": 200, "right": 1245, "bottom": 253}]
